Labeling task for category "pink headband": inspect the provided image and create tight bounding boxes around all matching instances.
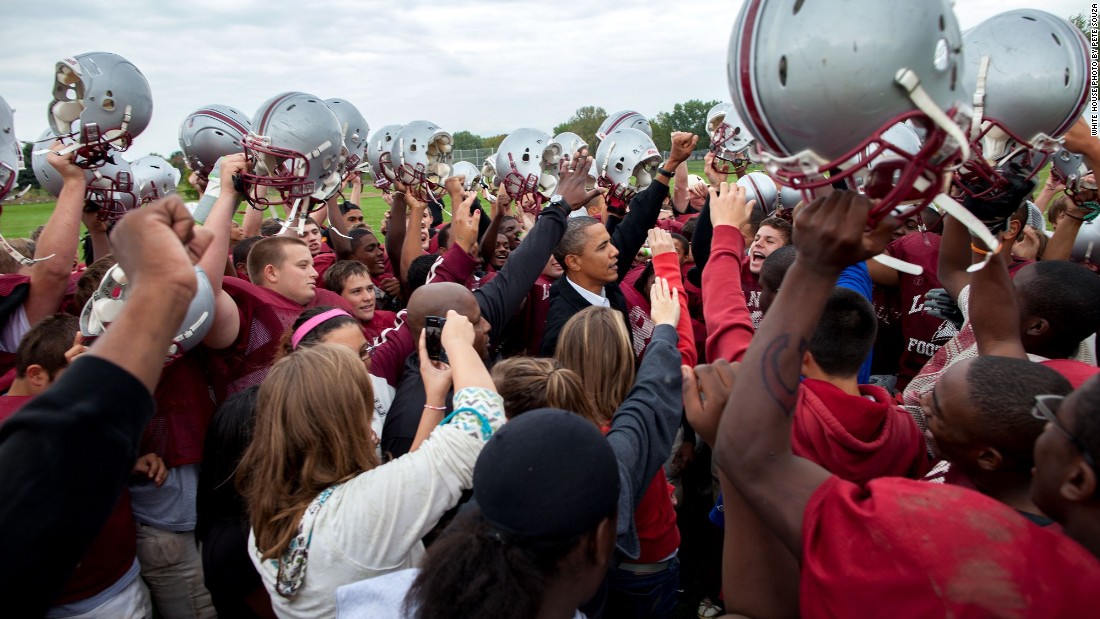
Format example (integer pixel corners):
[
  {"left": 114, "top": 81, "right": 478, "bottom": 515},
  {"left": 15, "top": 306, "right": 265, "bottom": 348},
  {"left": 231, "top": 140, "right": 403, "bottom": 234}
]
[{"left": 291, "top": 308, "right": 353, "bottom": 350}]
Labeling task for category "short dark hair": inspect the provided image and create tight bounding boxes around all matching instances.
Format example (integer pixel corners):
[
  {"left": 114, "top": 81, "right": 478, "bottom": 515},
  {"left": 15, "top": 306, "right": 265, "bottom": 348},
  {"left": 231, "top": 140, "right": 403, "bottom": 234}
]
[
  {"left": 680, "top": 216, "right": 699, "bottom": 241},
  {"left": 758, "top": 216, "right": 793, "bottom": 245},
  {"left": 247, "top": 236, "right": 307, "bottom": 283},
  {"left": 339, "top": 201, "right": 361, "bottom": 215},
  {"left": 967, "top": 356, "right": 1072, "bottom": 471},
  {"left": 349, "top": 228, "right": 378, "bottom": 254},
  {"left": 259, "top": 218, "right": 283, "bottom": 237},
  {"left": 323, "top": 260, "right": 371, "bottom": 294},
  {"left": 670, "top": 233, "right": 689, "bottom": 258},
  {"left": 1017, "top": 261, "right": 1100, "bottom": 358},
  {"left": 1047, "top": 196, "right": 1070, "bottom": 227},
  {"left": 436, "top": 223, "right": 452, "bottom": 252},
  {"left": 760, "top": 245, "right": 796, "bottom": 293},
  {"left": 232, "top": 236, "right": 264, "bottom": 270},
  {"left": 553, "top": 216, "right": 599, "bottom": 268},
  {"left": 14, "top": 314, "right": 79, "bottom": 379},
  {"left": 808, "top": 288, "right": 877, "bottom": 378},
  {"left": 407, "top": 254, "right": 440, "bottom": 295}
]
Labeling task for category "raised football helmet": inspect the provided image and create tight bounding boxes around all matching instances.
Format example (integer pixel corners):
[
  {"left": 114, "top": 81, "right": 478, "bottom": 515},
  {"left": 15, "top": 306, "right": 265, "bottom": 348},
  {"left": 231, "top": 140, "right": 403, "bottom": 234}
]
[
  {"left": 325, "top": 98, "right": 370, "bottom": 177},
  {"left": 388, "top": 121, "right": 453, "bottom": 200},
  {"left": 777, "top": 183, "right": 804, "bottom": 210},
  {"left": 481, "top": 154, "right": 500, "bottom": 188},
  {"left": 554, "top": 132, "right": 589, "bottom": 160},
  {"left": 178, "top": 104, "right": 252, "bottom": 179},
  {"left": 32, "top": 129, "right": 136, "bottom": 220},
  {"left": 450, "top": 160, "right": 483, "bottom": 191},
  {"left": 728, "top": 0, "right": 972, "bottom": 222},
  {"left": 1071, "top": 221, "right": 1100, "bottom": 270},
  {"left": 597, "top": 110, "right": 652, "bottom": 141},
  {"left": 366, "top": 124, "right": 401, "bottom": 190},
  {"left": 956, "top": 9, "right": 1090, "bottom": 198},
  {"left": 131, "top": 155, "right": 180, "bottom": 204},
  {"left": 1051, "top": 148, "right": 1088, "bottom": 193},
  {"left": 737, "top": 172, "right": 779, "bottom": 216},
  {"left": 595, "top": 127, "right": 661, "bottom": 203},
  {"left": 707, "top": 102, "right": 755, "bottom": 171},
  {"left": 48, "top": 52, "right": 152, "bottom": 168},
  {"left": 241, "top": 92, "right": 347, "bottom": 207},
  {"left": 81, "top": 263, "right": 215, "bottom": 357},
  {"left": 0, "top": 96, "right": 21, "bottom": 200},
  {"left": 844, "top": 122, "right": 923, "bottom": 195},
  {"left": 494, "top": 128, "right": 562, "bottom": 205}
]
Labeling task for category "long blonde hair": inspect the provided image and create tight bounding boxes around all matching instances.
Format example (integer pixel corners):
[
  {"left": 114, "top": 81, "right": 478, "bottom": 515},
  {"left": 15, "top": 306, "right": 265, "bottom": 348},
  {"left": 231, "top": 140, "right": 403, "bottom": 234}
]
[
  {"left": 491, "top": 356, "right": 602, "bottom": 426},
  {"left": 237, "top": 344, "right": 378, "bottom": 559},
  {"left": 555, "top": 306, "right": 635, "bottom": 425}
]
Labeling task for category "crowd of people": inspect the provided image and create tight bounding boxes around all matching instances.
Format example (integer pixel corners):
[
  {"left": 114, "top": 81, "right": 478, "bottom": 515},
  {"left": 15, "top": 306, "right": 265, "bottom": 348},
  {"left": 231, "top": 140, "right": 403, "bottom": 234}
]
[{"left": 1, "top": 0, "right": 1100, "bottom": 617}]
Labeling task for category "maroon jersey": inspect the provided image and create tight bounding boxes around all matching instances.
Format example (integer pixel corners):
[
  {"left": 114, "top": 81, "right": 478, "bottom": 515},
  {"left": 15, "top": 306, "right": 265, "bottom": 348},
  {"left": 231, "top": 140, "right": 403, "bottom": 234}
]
[
  {"left": 362, "top": 309, "right": 397, "bottom": 344},
  {"left": 313, "top": 250, "right": 337, "bottom": 289},
  {"left": 741, "top": 260, "right": 764, "bottom": 329},
  {"left": 148, "top": 350, "right": 217, "bottom": 467},
  {"left": 887, "top": 233, "right": 953, "bottom": 391},
  {"left": 209, "top": 278, "right": 354, "bottom": 399}
]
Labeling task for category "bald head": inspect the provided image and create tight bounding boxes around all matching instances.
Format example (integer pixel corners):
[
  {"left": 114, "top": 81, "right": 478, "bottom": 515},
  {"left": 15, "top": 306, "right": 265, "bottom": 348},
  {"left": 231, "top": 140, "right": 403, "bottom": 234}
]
[{"left": 406, "top": 282, "right": 479, "bottom": 338}]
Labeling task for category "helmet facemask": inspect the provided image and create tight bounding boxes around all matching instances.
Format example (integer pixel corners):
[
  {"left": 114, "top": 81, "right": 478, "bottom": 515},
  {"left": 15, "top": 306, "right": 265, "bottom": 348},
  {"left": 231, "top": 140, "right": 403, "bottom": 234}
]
[{"left": 240, "top": 134, "right": 315, "bottom": 207}]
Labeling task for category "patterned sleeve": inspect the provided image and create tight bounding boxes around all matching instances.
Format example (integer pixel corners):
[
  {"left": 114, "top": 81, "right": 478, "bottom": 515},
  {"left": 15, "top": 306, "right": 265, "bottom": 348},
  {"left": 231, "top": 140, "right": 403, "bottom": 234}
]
[{"left": 444, "top": 387, "right": 506, "bottom": 442}]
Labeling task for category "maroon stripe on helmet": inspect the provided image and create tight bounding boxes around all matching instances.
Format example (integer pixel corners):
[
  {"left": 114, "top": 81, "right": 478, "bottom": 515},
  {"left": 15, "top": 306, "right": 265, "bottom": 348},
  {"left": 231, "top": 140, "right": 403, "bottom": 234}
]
[
  {"left": 193, "top": 109, "right": 249, "bottom": 136},
  {"left": 605, "top": 112, "right": 638, "bottom": 136},
  {"left": 256, "top": 93, "right": 297, "bottom": 135},
  {"left": 736, "top": 0, "right": 783, "bottom": 154}
]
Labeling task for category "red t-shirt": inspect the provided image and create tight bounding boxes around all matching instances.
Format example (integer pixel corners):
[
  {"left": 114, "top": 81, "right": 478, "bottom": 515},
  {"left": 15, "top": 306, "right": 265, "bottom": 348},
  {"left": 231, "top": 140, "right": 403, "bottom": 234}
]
[{"left": 801, "top": 476, "right": 1100, "bottom": 618}]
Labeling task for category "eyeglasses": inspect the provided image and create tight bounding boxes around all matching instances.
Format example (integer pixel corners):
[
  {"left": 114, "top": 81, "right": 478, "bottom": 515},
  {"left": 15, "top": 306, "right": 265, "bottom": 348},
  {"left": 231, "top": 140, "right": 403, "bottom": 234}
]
[{"left": 1031, "top": 394, "right": 1096, "bottom": 470}]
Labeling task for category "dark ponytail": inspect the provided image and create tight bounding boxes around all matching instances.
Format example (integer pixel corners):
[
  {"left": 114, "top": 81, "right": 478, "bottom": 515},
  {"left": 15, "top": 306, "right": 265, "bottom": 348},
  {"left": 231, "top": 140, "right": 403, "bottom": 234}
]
[{"left": 405, "top": 507, "right": 580, "bottom": 619}]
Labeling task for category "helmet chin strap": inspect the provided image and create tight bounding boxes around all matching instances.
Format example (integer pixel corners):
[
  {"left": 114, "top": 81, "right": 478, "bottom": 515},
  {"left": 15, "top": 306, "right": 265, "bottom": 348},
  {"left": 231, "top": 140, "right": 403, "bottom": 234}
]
[
  {"left": 278, "top": 198, "right": 302, "bottom": 236},
  {"left": 894, "top": 68, "right": 971, "bottom": 164},
  {"left": 969, "top": 56, "right": 990, "bottom": 141},
  {"left": 933, "top": 192, "right": 1001, "bottom": 272},
  {"left": 0, "top": 232, "right": 54, "bottom": 266}
]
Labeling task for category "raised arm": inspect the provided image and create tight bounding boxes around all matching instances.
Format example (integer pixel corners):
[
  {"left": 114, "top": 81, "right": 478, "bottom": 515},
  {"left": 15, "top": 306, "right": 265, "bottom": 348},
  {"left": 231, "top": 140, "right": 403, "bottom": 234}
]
[
  {"left": 24, "top": 149, "right": 86, "bottom": 326},
  {"left": 649, "top": 229, "right": 696, "bottom": 366},
  {"left": 714, "top": 191, "right": 894, "bottom": 556},
  {"left": 325, "top": 193, "right": 352, "bottom": 259},
  {"left": 969, "top": 240, "right": 1028, "bottom": 359},
  {"left": 479, "top": 186, "right": 507, "bottom": 268},
  {"left": 384, "top": 190, "right": 408, "bottom": 282},
  {"left": 937, "top": 214, "right": 973, "bottom": 302},
  {"left": 401, "top": 194, "right": 429, "bottom": 285},
  {"left": 703, "top": 181, "right": 756, "bottom": 362},
  {"left": 671, "top": 160, "right": 690, "bottom": 214},
  {"left": 200, "top": 155, "right": 249, "bottom": 350}
]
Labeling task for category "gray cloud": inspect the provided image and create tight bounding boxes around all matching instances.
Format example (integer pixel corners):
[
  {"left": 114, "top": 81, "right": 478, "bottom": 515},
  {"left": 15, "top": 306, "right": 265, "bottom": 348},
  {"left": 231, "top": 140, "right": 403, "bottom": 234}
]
[{"left": 0, "top": 0, "right": 1089, "bottom": 159}]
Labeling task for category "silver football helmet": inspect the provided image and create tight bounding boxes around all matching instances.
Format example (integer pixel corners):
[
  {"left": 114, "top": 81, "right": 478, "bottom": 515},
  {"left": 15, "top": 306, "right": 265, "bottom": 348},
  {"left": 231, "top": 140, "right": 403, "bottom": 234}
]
[
  {"left": 241, "top": 92, "right": 347, "bottom": 206},
  {"left": 0, "top": 96, "right": 21, "bottom": 200},
  {"left": 845, "top": 122, "right": 923, "bottom": 194},
  {"left": 81, "top": 263, "right": 215, "bottom": 357},
  {"left": 131, "top": 155, "right": 180, "bottom": 204},
  {"left": 728, "top": 0, "right": 971, "bottom": 222},
  {"left": 481, "top": 154, "right": 500, "bottom": 189},
  {"left": 737, "top": 172, "right": 779, "bottom": 217},
  {"left": 48, "top": 52, "right": 152, "bottom": 168},
  {"left": 450, "top": 160, "right": 483, "bottom": 191},
  {"left": 777, "top": 183, "right": 804, "bottom": 210},
  {"left": 1071, "top": 221, "right": 1100, "bottom": 270},
  {"left": 325, "top": 98, "right": 370, "bottom": 177},
  {"left": 554, "top": 132, "right": 589, "bottom": 161},
  {"left": 957, "top": 9, "right": 1090, "bottom": 199},
  {"left": 494, "top": 128, "right": 562, "bottom": 205},
  {"left": 597, "top": 110, "right": 652, "bottom": 141},
  {"left": 707, "top": 102, "right": 755, "bottom": 171},
  {"left": 32, "top": 129, "right": 136, "bottom": 220},
  {"left": 388, "top": 121, "right": 453, "bottom": 200},
  {"left": 178, "top": 104, "right": 252, "bottom": 179},
  {"left": 1051, "top": 148, "right": 1088, "bottom": 192},
  {"left": 595, "top": 127, "right": 662, "bottom": 203},
  {"left": 367, "top": 124, "right": 401, "bottom": 190}
]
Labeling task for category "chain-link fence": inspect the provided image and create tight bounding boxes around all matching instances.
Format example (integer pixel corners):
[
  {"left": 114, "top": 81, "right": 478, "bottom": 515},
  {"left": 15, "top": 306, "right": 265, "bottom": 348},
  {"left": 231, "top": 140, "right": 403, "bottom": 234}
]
[{"left": 452, "top": 147, "right": 710, "bottom": 163}]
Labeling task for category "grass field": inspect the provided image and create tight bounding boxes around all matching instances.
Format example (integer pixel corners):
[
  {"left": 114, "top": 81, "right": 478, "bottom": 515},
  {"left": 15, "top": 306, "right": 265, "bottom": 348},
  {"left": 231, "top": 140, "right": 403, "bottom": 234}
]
[{"left": 1, "top": 160, "right": 1051, "bottom": 239}]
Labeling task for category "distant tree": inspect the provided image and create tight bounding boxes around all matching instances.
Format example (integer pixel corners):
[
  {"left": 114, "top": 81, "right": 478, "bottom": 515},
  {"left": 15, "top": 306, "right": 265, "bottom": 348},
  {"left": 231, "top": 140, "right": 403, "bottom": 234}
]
[
  {"left": 1068, "top": 13, "right": 1097, "bottom": 60},
  {"left": 553, "top": 106, "right": 607, "bottom": 153},
  {"left": 16, "top": 142, "right": 38, "bottom": 190},
  {"left": 662, "top": 99, "right": 721, "bottom": 150},
  {"left": 482, "top": 133, "right": 508, "bottom": 150},
  {"left": 168, "top": 150, "right": 198, "bottom": 199},
  {"left": 649, "top": 112, "right": 673, "bottom": 152},
  {"left": 451, "top": 130, "right": 483, "bottom": 150}
]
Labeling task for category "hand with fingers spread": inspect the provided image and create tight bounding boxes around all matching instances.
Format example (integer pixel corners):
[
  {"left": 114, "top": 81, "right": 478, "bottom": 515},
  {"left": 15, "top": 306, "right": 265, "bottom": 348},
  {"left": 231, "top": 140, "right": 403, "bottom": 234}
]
[
  {"left": 709, "top": 181, "right": 755, "bottom": 230},
  {"left": 133, "top": 453, "right": 167, "bottom": 487},
  {"left": 649, "top": 276, "right": 681, "bottom": 327},
  {"left": 555, "top": 156, "right": 605, "bottom": 211},
  {"left": 793, "top": 191, "right": 896, "bottom": 276},
  {"left": 681, "top": 359, "right": 738, "bottom": 447},
  {"left": 647, "top": 227, "right": 677, "bottom": 257}
]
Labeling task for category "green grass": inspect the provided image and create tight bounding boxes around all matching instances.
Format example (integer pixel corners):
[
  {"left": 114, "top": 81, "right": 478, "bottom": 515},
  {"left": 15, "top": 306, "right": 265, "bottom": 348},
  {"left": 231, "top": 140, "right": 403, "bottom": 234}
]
[{"left": 1, "top": 161, "right": 1053, "bottom": 240}]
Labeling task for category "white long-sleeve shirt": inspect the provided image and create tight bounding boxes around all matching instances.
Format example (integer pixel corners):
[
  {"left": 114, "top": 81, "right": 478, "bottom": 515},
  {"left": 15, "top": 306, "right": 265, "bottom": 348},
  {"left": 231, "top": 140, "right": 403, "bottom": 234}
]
[{"left": 250, "top": 387, "right": 505, "bottom": 619}]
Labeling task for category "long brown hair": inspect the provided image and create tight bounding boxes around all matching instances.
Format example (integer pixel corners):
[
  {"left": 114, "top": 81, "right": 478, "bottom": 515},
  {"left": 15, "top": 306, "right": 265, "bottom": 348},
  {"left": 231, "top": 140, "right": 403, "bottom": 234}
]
[
  {"left": 555, "top": 307, "right": 635, "bottom": 425},
  {"left": 491, "top": 357, "right": 602, "bottom": 426},
  {"left": 237, "top": 344, "right": 378, "bottom": 559}
]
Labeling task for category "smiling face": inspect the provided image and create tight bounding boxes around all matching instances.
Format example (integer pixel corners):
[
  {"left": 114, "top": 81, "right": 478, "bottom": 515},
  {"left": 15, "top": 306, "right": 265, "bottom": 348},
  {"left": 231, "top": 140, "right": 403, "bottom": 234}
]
[
  {"left": 490, "top": 234, "right": 511, "bottom": 269},
  {"left": 567, "top": 223, "right": 619, "bottom": 290},
  {"left": 500, "top": 218, "right": 520, "bottom": 249},
  {"left": 748, "top": 225, "right": 788, "bottom": 275},
  {"left": 339, "top": 272, "right": 376, "bottom": 322},
  {"left": 542, "top": 255, "right": 564, "bottom": 280},
  {"left": 343, "top": 208, "right": 366, "bottom": 230},
  {"left": 353, "top": 233, "right": 386, "bottom": 277},
  {"left": 268, "top": 243, "right": 317, "bottom": 305}
]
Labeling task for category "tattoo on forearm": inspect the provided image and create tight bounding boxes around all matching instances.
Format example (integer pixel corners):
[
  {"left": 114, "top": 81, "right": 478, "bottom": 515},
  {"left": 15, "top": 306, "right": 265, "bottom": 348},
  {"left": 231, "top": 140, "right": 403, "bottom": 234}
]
[{"left": 761, "top": 334, "right": 806, "bottom": 418}]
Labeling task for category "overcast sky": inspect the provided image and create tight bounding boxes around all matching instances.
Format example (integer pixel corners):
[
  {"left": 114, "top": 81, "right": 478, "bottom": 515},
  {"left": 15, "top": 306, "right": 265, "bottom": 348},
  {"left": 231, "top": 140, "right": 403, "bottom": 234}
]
[{"left": 1, "top": 0, "right": 1092, "bottom": 160}]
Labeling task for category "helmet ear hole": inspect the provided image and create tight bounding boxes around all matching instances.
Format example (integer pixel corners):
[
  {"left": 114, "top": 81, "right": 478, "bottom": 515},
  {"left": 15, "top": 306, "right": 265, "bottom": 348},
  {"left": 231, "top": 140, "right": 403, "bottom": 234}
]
[
  {"left": 102, "top": 98, "right": 115, "bottom": 111},
  {"left": 778, "top": 56, "right": 788, "bottom": 86},
  {"left": 793, "top": 0, "right": 805, "bottom": 15}
]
